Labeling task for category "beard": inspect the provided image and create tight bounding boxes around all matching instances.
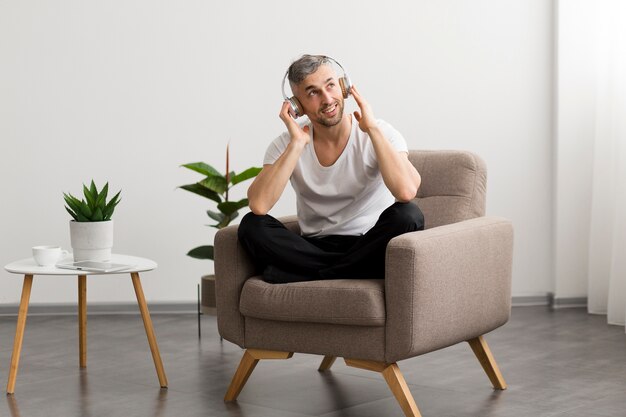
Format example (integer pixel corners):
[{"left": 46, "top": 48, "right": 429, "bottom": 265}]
[{"left": 315, "top": 99, "right": 344, "bottom": 127}]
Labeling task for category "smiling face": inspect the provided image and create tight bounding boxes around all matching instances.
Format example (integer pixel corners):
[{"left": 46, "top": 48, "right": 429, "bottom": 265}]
[{"left": 292, "top": 64, "right": 345, "bottom": 127}]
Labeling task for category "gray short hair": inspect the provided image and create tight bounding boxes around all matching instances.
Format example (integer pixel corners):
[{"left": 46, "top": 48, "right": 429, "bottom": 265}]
[{"left": 288, "top": 55, "right": 332, "bottom": 86}]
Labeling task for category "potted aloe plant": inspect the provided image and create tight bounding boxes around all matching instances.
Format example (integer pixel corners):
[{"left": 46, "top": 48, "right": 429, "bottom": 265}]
[
  {"left": 63, "top": 181, "right": 121, "bottom": 261},
  {"left": 179, "top": 144, "right": 261, "bottom": 313}
]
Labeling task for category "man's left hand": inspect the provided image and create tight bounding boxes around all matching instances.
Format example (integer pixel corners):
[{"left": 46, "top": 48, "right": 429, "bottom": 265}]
[{"left": 351, "top": 85, "right": 378, "bottom": 133}]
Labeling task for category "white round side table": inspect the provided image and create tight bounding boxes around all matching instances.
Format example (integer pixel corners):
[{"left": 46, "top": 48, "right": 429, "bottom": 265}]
[{"left": 3, "top": 254, "right": 167, "bottom": 394}]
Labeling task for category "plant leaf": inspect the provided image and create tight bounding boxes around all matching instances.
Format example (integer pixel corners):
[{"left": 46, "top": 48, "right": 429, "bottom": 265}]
[
  {"left": 95, "top": 182, "right": 109, "bottom": 209},
  {"left": 187, "top": 245, "right": 214, "bottom": 260},
  {"left": 63, "top": 193, "right": 82, "bottom": 214},
  {"left": 65, "top": 206, "right": 78, "bottom": 221},
  {"left": 83, "top": 183, "right": 96, "bottom": 209},
  {"left": 199, "top": 175, "right": 228, "bottom": 194},
  {"left": 79, "top": 201, "right": 93, "bottom": 219},
  {"left": 181, "top": 162, "right": 221, "bottom": 177},
  {"left": 64, "top": 196, "right": 91, "bottom": 221},
  {"left": 63, "top": 195, "right": 90, "bottom": 221},
  {"left": 103, "top": 199, "right": 120, "bottom": 220},
  {"left": 65, "top": 184, "right": 120, "bottom": 222},
  {"left": 207, "top": 210, "right": 226, "bottom": 222},
  {"left": 179, "top": 184, "right": 222, "bottom": 203},
  {"left": 216, "top": 213, "right": 235, "bottom": 229},
  {"left": 75, "top": 212, "right": 90, "bottom": 222},
  {"left": 230, "top": 167, "right": 262, "bottom": 185},
  {"left": 103, "top": 190, "right": 121, "bottom": 216},
  {"left": 208, "top": 211, "right": 239, "bottom": 229},
  {"left": 217, "top": 199, "right": 248, "bottom": 216},
  {"left": 92, "top": 207, "right": 104, "bottom": 221},
  {"left": 64, "top": 202, "right": 79, "bottom": 218},
  {"left": 90, "top": 180, "right": 97, "bottom": 197}
]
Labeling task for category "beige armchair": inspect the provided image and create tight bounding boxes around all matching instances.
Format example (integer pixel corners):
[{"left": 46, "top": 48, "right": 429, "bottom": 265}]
[{"left": 214, "top": 150, "right": 513, "bottom": 417}]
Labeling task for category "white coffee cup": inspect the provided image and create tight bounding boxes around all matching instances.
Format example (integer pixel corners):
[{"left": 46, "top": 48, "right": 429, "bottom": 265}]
[{"left": 32, "top": 245, "right": 69, "bottom": 267}]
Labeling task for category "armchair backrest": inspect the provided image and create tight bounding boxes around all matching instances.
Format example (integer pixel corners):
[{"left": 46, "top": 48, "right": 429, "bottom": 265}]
[{"left": 409, "top": 150, "right": 487, "bottom": 229}]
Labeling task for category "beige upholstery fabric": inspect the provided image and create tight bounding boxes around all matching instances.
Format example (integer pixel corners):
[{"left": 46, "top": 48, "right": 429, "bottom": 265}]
[
  {"left": 240, "top": 277, "right": 386, "bottom": 326},
  {"left": 410, "top": 150, "right": 487, "bottom": 229},
  {"left": 384, "top": 216, "right": 513, "bottom": 362},
  {"left": 214, "top": 150, "right": 513, "bottom": 364},
  {"left": 215, "top": 215, "right": 300, "bottom": 347},
  {"left": 244, "top": 318, "right": 385, "bottom": 361}
]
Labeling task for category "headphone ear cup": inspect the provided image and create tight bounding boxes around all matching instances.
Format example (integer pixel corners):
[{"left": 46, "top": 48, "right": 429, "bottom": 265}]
[
  {"left": 339, "top": 77, "right": 352, "bottom": 98},
  {"left": 288, "top": 97, "right": 303, "bottom": 118}
]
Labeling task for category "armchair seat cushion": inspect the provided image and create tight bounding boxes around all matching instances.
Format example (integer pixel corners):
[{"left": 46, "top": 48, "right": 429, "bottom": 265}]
[{"left": 239, "top": 277, "right": 386, "bottom": 326}]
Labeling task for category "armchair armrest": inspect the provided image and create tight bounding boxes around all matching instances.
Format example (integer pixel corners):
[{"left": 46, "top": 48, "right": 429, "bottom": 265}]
[
  {"left": 384, "top": 216, "right": 513, "bottom": 363},
  {"left": 214, "top": 215, "right": 300, "bottom": 347}
]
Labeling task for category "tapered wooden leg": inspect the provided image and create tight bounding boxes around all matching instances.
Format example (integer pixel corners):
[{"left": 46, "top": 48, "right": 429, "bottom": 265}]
[
  {"left": 7, "top": 275, "right": 34, "bottom": 394},
  {"left": 345, "top": 359, "right": 422, "bottom": 417},
  {"left": 318, "top": 355, "right": 337, "bottom": 372},
  {"left": 224, "top": 351, "right": 259, "bottom": 402},
  {"left": 78, "top": 275, "right": 87, "bottom": 368},
  {"left": 382, "top": 364, "right": 422, "bottom": 417},
  {"left": 225, "top": 349, "right": 293, "bottom": 401},
  {"left": 467, "top": 335, "right": 507, "bottom": 390},
  {"left": 131, "top": 272, "right": 168, "bottom": 388}
]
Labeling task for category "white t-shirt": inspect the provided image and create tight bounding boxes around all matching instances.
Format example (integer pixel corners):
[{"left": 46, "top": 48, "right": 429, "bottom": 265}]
[{"left": 264, "top": 114, "right": 408, "bottom": 237}]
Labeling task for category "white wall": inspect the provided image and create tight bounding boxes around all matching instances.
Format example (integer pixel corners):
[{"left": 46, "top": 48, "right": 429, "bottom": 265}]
[{"left": 0, "top": 0, "right": 554, "bottom": 305}]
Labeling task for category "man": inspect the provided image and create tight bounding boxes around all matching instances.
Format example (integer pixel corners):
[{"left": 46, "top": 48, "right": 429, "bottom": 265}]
[{"left": 238, "top": 54, "right": 424, "bottom": 283}]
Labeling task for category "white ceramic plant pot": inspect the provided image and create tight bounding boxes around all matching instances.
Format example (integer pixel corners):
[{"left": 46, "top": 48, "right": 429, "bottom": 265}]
[{"left": 69, "top": 220, "right": 114, "bottom": 261}]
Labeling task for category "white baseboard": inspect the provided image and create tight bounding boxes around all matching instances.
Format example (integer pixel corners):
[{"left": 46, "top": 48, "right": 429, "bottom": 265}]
[
  {"left": 0, "top": 295, "right": 588, "bottom": 316},
  {"left": 549, "top": 294, "right": 588, "bottom": 309},
  {"left": 512, "top": 293, "right": 588, "bottom": 309},
  {"left": 511, "top": 294, "right": 551, "bottom": 306},
  {"left": 0, "top": 302, "right": 197, "bottom": 316}
]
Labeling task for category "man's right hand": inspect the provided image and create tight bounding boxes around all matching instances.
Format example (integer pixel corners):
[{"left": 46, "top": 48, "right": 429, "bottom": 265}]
[
  {"left": 280, "top": 101, "right": 310, "bottom": 147},
  {"left": 247, "top": 102, "right": 310, "bottom": 215}
]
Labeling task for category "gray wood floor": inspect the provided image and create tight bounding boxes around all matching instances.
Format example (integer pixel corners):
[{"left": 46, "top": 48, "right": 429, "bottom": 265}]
[{"left": 0, "top": 306, "right": 624, "bottom": 417}]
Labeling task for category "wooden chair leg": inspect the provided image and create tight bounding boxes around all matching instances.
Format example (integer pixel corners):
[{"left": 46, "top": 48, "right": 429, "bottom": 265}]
[
  {"left": 467, "top": 335, "right": 507, "bottom": 390},
  {"left": 224, "top": 349, "right": 293, "bottom": 402},
  {"left": 345, "top": 359, "right": 422, "bottom": 417},
  {"left": 318, "top": 355, "right": 337, "bottom": 372}
]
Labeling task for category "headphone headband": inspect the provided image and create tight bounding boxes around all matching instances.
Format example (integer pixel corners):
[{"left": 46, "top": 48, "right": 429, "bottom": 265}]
[{"left": 281, "top": 56, "right": 351, "bottom": 101}]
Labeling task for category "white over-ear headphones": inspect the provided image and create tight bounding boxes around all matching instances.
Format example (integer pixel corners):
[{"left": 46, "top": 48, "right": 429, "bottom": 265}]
[{"left": 281, "top": 56, "right": 353, "bottom": 119}]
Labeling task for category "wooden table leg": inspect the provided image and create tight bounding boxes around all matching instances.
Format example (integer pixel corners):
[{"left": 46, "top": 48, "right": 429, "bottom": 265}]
[
  {"left": 7, "top": 275, "right": 34, "bottom": 394},
  {"left": 131, "top": 272, "right": 168, "bottom": 388},
  {"left": 78, "top": 275, "right": 87, "bottom": 368}
]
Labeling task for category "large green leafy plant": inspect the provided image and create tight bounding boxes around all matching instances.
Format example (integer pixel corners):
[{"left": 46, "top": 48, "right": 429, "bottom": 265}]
[
  {"left": 64, "top": 180, "right": 121, "bottom": 222},
  {"left": 180, "top": 146, "right": 261, "bottom": 260}
]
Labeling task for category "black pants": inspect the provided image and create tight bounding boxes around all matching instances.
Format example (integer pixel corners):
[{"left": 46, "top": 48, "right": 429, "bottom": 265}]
[{"left": 238, "top": 202, "right": 424, "bottom": 283}]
